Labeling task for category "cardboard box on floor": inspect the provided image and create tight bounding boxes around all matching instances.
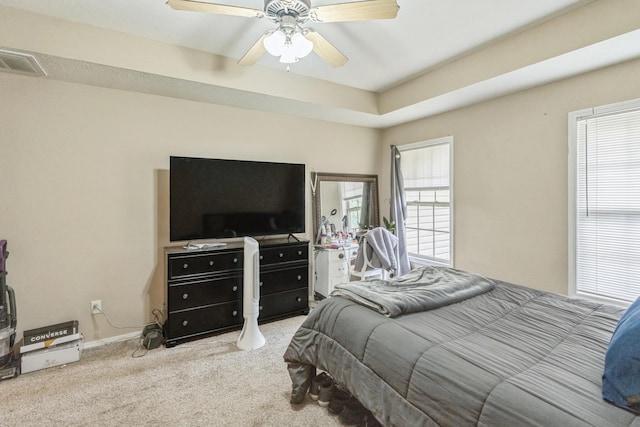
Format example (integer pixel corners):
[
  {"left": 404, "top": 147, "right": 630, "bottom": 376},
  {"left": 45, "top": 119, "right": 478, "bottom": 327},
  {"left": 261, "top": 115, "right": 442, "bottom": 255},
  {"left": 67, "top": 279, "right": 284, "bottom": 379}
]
[
  {"left": 21, "top": 338, "right": 83, "bottom": 374},
  {"left": 23, "top": 320, "right": 79, "bottom": 346}
]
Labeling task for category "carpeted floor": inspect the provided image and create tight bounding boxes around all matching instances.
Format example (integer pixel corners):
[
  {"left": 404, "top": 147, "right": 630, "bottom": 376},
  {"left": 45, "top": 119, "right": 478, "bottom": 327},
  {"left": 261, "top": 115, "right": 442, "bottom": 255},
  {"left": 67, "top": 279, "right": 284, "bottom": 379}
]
[{"left": 1, "top": 315, "right": 342, "bottom": 426}]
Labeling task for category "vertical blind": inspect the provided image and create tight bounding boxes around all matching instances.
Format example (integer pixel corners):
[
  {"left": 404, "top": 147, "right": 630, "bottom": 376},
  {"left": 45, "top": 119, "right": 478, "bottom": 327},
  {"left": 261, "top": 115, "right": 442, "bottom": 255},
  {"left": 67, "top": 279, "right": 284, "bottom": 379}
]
[
  {"left": 401, "top": 141, "right": 451, "bottom": 264},
  {"left": 576, "top": 107, "right": 640, "bottom": 302}
]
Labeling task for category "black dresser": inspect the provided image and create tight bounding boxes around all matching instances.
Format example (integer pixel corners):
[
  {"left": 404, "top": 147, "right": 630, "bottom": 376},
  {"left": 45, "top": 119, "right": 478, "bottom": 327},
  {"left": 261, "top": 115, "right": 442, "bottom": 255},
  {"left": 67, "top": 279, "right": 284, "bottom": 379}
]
[{"left": 164, "top": 238, "right": 309, "bottom": 347}]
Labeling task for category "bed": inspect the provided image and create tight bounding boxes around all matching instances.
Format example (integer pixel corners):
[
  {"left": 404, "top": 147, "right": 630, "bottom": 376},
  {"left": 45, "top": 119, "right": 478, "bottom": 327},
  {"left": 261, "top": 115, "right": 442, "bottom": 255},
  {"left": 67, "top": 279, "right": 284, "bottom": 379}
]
[{"left": 283, "top": 266, "right": 640, "bottom": 426}]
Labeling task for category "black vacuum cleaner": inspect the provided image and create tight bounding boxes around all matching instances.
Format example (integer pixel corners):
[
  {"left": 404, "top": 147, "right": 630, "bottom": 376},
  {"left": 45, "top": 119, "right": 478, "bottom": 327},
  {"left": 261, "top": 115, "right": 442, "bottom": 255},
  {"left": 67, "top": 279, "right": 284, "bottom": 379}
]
[{"left": 0, "top": 239, "right": 19, "bottom": 380}]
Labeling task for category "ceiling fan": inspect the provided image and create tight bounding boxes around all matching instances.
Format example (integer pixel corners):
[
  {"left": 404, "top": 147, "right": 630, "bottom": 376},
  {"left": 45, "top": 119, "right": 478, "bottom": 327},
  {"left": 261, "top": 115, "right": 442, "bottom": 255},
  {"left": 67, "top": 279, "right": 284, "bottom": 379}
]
[{"left": 167, "top": 0, "right": 400, "bottom": 67}]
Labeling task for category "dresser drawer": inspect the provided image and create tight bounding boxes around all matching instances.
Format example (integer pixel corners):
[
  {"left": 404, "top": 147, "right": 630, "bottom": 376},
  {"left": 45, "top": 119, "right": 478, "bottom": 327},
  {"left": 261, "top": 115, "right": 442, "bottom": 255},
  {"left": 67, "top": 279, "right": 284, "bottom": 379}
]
[
  {"left": 168, "top": 251, "right": 242, "bottom": 279},
  {"left": 168, "top": 275, "right": 242, "bottom": 312},
  {"left": 259, "top": 244, "right": 308, "bottom": 266},
  {"left": 329, "top": 260, "right": 349, "bottom": 278},
  {"left": 327, "top": 249, "right": 349, "bottom": 263},
  {"left": 259, "top": 288, "right": 308, "bottom": 319},
  {"left": 167, "top": 301, "right": 242, "bottom": 339},
  {"left": 288, "top": 244, "right": 309, "bottom": 262},
  {"left": 260, "top": 265, "right": 308, "bottom": 295}
]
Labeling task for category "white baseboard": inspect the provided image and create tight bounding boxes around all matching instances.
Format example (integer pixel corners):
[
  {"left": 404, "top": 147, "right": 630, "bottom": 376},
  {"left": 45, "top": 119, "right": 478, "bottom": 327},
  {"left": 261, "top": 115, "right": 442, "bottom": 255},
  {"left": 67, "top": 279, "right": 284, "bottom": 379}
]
[{"left": 83, "top": 330, "right": 142, "bottom": 350}]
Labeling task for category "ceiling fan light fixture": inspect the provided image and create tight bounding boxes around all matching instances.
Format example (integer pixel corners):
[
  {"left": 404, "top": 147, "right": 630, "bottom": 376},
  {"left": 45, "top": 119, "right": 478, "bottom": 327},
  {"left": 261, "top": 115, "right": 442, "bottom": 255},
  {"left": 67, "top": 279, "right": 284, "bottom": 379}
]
[
  {"left": 279, "top": 45, "right": 299, "bottom": 63},
  {"left": 291, "top": 32, "right": 313, "bottom": 58},
  {"left": 264, "top": 28, "right": 312, "bottom": 63},
  {"left": 264, "top": 30, "right": 286, "bottom": 56}
]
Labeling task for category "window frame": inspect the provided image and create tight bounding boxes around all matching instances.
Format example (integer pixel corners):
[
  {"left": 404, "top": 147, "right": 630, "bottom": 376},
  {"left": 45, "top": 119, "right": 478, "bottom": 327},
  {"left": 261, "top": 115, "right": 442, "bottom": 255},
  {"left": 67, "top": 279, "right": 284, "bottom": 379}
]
[
  {"left": 398, "top": 136, "right": 454, "bottom": 267},
  {"left": 568, "top": 98, "right": 640, "bottom": 306}
]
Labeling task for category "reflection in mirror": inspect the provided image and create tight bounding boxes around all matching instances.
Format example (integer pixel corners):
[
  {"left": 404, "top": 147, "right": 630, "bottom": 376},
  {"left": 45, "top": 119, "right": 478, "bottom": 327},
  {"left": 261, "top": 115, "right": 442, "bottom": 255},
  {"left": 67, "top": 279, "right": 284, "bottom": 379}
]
[{"left": 312, "top": 173, "right": 379, "bottom": 244}]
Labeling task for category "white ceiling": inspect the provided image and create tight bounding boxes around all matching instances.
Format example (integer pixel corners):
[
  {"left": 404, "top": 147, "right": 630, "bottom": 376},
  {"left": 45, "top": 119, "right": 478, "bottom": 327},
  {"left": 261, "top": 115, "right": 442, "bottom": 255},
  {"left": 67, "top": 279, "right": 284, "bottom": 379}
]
[
  {"left": 2, "top": 0, "right": 639, "bottom": 128},
  {"left": 0, "top": 0, "right": 589, "bottom": 92}
]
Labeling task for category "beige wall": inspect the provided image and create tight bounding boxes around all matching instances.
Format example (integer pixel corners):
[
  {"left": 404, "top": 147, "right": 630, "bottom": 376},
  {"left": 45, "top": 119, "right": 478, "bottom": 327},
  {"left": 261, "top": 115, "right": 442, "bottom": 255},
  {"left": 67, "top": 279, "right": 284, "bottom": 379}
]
[
  {"left": 382, "top": 57, "right": 640, "bottom": 295},
  {"left": 2, "top": 0, "right": 638, "bottom": 345},
  {"left": 0, "top": 74, "right": 380, "bottom": 342}
]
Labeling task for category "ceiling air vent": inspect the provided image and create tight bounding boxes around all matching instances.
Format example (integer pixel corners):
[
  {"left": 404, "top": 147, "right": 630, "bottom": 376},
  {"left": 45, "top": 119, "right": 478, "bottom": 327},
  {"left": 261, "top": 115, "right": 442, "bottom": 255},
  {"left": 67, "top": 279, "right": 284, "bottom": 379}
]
[{"left": 0, "top": 49, "right": 47, "bottom": 77}]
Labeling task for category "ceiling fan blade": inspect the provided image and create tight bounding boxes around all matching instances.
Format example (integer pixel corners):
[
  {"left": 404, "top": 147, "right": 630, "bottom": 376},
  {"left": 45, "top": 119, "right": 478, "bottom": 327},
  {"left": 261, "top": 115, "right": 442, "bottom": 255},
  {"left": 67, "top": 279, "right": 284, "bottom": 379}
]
[
  {"left": 311, "top": 0, "right": 399, "bottom": 23},
  {"left": 304, "top": 30, "right": 348, "bottom": 68},
  {"left": 167, "top": 0, "right": 264, "bottom": 18},
  {"left": 238, "top": 32, "right": 270, "bottom": 66}
]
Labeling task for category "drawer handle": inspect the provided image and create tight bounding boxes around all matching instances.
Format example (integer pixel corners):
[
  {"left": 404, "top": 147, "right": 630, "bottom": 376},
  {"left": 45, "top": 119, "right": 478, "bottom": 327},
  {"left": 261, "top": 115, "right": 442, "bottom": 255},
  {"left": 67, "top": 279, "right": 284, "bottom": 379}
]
[
  {"left": 338, "top": 253, "right": 344, "bottom": 259},
  {"left": 279, "top": 253, "right": 284, "bottom": 258},
  {"left": 259, "top": 282, "right": 263, "bottom": 287},
  {"left": 296, "top": 297, "right": 302, "bottom": 303},
  {"left": 259, "top": 255, "right": 263, "bottom": 260},
  {"left": 298, "top": 250, "right": 302, "bottom": 255},
  {"left": 209, "top": 260, "right": 214, "bottom": 266},
  {"left": 232, "top": 310, "right": 238, "bottom": 316},
  {"left": 182, "top": 293, "right": 189, "bottom": 300},
  {"left": 232, "top": 285, "right": 238, "bottom": 292},
  {"left": 182, "top": 320, "right": 189, "bottom": 327},
  {"left": 182, "top": 263, "right": 189, "bottom": 269},
  {"left": 297, "top": 275, "right": 302, "bottom": 281},
  {"left": 259, "top": 306, "right": 263, "bottom": 311},
  {"left": 233, "top": 258, "right": 238, "bottom": 263}
]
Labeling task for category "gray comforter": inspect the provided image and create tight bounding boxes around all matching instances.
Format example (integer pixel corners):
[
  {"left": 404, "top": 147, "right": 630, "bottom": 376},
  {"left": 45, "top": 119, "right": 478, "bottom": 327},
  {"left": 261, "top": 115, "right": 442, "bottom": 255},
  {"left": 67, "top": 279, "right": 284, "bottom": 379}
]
[
  {"left": 284, "top": 277, "right": 640, "bottom": 426},
  {"left": 331, "top": 266, "right": 494, "bottom": 317}
]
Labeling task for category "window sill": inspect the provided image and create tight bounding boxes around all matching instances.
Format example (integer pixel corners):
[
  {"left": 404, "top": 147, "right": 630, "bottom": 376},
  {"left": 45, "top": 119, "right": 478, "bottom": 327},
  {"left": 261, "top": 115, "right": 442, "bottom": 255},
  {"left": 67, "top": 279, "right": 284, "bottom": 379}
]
[
  {"left": 573, "top": 291, "right": 631, "bottom": 308},
  {"left": 409, "top": 256, "right": 451, "bottom": 269}
]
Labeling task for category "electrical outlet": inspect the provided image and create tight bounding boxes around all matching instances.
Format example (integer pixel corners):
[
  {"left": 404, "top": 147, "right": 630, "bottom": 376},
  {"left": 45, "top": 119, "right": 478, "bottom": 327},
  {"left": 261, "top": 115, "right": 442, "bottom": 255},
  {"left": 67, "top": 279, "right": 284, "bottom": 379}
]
[{"left": 90, "top": 300, "right": 102, "bottom": 315}]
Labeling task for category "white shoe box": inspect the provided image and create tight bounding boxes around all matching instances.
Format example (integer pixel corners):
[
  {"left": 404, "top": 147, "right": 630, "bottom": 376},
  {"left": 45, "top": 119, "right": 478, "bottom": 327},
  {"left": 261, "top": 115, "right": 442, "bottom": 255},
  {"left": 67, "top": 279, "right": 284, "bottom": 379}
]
[
  {"left": 21, "top": 338, "right": 83, "bottom": 374},
  {"left": 20, "top": 332, "right": 83, "bottom": 353}
]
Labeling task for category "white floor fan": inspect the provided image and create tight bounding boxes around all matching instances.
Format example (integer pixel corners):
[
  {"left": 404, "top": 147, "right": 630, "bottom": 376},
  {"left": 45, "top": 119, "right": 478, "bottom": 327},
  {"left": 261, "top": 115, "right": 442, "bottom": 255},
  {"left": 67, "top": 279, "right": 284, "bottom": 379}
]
[
  {"left": 167, "top": 0, "right": 400, "bottom": 67},
  {"left": 237, "top": 237, "right": 265, "bottom": 351}
]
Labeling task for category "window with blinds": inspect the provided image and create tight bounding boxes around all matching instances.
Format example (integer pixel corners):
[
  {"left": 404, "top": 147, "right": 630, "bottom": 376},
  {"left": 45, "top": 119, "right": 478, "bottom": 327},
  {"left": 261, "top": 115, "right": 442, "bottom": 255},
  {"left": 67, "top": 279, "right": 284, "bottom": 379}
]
[
  {"left": 342, "top": 181, "right": 363, "bottom": 231},
  {"left": 399, "top": 137, "right": 453, "bottom": 265},
  {"left": 570, "top": 99, "right": 640, "bottom": 303}
]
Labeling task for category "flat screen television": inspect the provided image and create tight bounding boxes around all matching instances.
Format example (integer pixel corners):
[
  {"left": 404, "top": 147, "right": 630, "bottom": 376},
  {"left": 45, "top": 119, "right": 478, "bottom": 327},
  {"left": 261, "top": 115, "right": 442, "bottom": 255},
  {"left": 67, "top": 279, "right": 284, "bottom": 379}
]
[{"left": 170, "top": 156, "right": 305, "bottom": 241}]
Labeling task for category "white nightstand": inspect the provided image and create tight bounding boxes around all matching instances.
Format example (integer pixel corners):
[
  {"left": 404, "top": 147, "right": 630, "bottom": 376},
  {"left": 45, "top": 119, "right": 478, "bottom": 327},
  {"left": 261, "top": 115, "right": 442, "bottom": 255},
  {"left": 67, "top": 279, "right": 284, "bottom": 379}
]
[{"left": 313, "top": 244, "right": 358, "bottom": 298}]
